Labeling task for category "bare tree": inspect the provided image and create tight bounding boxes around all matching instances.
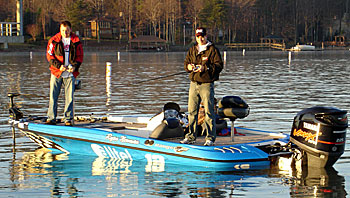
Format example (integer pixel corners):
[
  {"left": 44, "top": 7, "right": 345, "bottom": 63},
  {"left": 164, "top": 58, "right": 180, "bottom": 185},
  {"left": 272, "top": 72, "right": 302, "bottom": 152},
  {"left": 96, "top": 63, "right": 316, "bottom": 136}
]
[
  {"left": 185, "top": 0, "right": 203, "bottom": 32},
  {"left": 26, "top": 24, "right": 41, "bottom": 41},
  {"left": 140, "top": 0, "right": 162, "bottom": 36},
  {"left": 37, "top": 0, "right": 55, "bottom": 40}
]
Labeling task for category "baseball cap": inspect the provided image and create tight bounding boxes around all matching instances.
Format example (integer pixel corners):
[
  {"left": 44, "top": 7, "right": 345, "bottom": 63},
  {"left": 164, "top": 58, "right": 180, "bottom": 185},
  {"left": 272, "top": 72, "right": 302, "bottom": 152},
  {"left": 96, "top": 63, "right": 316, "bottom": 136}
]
[{"left": 195, "top": 27, "right": 206, "bottom": 37}]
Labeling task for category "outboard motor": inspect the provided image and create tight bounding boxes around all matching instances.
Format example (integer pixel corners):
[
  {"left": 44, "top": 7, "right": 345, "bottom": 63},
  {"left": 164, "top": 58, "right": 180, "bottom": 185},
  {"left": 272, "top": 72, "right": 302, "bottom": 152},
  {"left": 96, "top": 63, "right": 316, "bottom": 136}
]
[
  {"left": 290, "top": 106, "right": 348, "bottom": 167},
  {"left": 217, "top": 96, "right": 250, "bottom": 141},
  {"left": 149, "top": 102, "right": 184, "bottom": 140}
]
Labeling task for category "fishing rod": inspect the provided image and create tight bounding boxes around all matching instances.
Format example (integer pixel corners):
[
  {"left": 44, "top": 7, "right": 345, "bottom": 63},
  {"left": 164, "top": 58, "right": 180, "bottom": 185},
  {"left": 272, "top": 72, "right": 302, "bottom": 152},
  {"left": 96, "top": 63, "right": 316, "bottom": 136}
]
[{"left": 133, "top": 71, "right": 187, "bottom": 84}]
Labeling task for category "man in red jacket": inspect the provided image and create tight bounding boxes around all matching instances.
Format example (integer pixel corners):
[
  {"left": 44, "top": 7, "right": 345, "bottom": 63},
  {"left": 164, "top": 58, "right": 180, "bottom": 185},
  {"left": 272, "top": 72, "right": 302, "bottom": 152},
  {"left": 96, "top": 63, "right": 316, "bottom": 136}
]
[{"left": 46, "top": 21, "right": 83, "bottom": 126}]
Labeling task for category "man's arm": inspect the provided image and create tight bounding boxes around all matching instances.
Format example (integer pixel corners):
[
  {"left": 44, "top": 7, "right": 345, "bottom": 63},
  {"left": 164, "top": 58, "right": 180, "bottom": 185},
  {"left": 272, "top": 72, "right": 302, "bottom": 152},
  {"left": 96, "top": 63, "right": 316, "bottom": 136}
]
[
  {"left": 71, "top": 41, "right": 84, "bottom": 72},
  {"left": 184, "top": 48, "right": 195, "bottom": 72},
  {"left": 46, "top": 40, "right": 61, "bottom": 69},
  {"left": 210, "top": 47, "right": 223, "bottom": 76}
]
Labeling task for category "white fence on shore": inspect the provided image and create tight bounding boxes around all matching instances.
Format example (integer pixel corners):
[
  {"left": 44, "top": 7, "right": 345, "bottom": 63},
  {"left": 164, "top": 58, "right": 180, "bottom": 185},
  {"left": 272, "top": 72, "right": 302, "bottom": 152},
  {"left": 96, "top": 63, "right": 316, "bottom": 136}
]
[
  {"left": 0, "top": 22, "right": 21, "bottom": 36},
  {"left": 0, "top": 22, "right": 24, "bottom": 48}
]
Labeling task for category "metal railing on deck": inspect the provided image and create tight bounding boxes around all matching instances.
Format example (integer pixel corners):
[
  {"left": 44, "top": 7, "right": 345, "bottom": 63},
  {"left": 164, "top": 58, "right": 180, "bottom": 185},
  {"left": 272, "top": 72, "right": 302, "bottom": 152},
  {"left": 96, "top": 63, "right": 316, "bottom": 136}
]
[
  {"left": 225, "top": 43, "right": 286, "bottom": 51},
  {"left": 0, "top": 22, "right": 20, "bottom": 36}
]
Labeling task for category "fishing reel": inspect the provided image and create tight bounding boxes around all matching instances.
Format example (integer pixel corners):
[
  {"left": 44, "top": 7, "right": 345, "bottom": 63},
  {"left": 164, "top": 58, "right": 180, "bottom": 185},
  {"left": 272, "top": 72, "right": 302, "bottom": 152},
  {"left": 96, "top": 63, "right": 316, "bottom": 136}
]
[{"left": 8, "top": 93, "right": 23, "bottom": 121}]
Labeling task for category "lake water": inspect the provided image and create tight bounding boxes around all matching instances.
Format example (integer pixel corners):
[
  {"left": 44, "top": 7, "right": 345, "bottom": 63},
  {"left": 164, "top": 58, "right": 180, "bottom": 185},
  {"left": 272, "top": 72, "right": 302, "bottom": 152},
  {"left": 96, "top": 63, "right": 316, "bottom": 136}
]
[{"left": 0, "top": 50, "right": 349, "bottom": 197}]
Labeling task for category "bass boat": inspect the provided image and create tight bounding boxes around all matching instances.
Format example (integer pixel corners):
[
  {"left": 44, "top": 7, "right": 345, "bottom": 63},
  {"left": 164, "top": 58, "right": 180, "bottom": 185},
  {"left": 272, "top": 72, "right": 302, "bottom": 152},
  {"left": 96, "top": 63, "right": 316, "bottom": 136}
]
[{"left": 7, "top": 93, "right": 348, "bottom": 170}]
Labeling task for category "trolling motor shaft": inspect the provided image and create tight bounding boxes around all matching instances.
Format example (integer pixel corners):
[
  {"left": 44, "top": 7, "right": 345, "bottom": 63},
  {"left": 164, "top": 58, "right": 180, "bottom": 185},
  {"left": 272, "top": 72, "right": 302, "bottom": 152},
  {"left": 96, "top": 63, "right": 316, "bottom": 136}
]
[{"left": 8, "top": 93, "right": 23, "bottom": 121}]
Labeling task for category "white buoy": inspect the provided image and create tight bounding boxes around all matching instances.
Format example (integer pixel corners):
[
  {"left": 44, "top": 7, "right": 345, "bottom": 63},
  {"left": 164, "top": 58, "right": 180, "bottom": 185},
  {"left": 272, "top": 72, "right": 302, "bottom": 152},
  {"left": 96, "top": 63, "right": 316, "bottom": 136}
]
[
  {"left": 288, "top": 52, "right": 292, "bottom": 64},
  {"left": 30, "top": 51, "right": 32, "bottom": 60},
  {"left": 117, "top": 52, "right": 120, "bottom": 62},
  {"left": 243, "top": 49, "right": 246, "bottom": 56},
  {"left": 223, "top": 51, "right": 227, "bottom": 62}
]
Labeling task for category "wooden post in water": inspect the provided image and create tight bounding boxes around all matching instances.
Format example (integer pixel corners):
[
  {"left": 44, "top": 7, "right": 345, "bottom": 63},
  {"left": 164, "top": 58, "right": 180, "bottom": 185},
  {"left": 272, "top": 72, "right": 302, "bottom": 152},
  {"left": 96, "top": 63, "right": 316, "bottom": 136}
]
[
  {"left": 223, "top": 51, "right": 226, "bottom": 65},
  {"left": 106, "top": 62, "right": 112, "bottom": 107},
  {"left": 288, "top": 52, "right": 292, "bottom": 64}
]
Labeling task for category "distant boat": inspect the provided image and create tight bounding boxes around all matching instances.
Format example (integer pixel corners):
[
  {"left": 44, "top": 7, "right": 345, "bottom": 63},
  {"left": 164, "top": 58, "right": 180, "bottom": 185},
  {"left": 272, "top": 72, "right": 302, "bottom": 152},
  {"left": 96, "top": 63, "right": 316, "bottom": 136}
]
[{"left": 291, "top": 44, "right": 316, "bottom": 51}]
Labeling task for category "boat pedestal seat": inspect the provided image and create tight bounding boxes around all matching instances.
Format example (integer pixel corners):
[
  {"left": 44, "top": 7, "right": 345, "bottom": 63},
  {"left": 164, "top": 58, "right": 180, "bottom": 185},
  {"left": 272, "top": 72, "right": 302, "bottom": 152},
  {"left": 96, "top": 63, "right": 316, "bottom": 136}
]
[
  {"left": 217, "top": 96, "right": 250, "bottom": 142},
  {"left": 217, "top": 96, "right": 249, "bottom": 121}
]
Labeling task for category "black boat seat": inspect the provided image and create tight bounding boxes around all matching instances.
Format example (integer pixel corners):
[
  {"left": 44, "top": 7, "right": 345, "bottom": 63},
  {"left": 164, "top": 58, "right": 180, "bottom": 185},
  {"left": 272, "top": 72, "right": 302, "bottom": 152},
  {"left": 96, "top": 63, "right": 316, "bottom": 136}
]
[{"left": 217, "top": 96, "right": 249, "bottom": 120}]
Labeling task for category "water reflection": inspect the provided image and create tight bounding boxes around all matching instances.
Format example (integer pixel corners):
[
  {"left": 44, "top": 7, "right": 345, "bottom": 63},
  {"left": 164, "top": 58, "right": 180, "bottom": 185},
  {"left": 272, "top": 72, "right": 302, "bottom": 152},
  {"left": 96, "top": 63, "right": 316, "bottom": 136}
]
[
  {"left": 1, "top": 51, "right": 350, "bottom": 197},
  {"left": 270, "top": 159, "right": 347, "bottom": 198},
  {"left": 9, "top": 149, "right": 346, "bottom": 197},
  {"left": 10, "top": 150, "right": 262, "bottom": 197}
]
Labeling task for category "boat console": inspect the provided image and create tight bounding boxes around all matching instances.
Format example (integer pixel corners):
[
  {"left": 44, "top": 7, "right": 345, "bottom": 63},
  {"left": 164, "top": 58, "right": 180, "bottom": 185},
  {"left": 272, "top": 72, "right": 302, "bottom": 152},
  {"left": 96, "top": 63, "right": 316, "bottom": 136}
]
[{"left": 149, "top": 102, "right": 184, "bottom": 140}]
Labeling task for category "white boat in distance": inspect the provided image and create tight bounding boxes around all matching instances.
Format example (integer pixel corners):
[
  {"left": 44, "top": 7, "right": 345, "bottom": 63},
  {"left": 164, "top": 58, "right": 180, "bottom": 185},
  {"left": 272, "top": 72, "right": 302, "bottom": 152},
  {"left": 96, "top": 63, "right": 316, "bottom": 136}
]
[{"left": 291, "top": 44, "right": 316, "bottom": 51}]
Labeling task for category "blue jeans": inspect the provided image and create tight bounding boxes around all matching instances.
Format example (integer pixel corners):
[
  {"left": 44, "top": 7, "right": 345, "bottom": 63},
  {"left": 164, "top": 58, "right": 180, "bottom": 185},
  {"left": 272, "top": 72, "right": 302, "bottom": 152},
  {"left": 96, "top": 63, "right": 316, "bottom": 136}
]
[
  {"left": 185, "top": 81, "right": 216, "bottom": 142},
  {"left": 47, "top": 74, "right": 75, "bottom": 121}
]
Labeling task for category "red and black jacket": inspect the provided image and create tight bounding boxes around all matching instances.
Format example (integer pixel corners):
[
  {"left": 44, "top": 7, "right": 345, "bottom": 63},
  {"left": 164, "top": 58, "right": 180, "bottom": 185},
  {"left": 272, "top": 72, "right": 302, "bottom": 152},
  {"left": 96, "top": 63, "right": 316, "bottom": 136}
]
[{"left": 46, "top": 32, "right": 83, "bottom": 78}]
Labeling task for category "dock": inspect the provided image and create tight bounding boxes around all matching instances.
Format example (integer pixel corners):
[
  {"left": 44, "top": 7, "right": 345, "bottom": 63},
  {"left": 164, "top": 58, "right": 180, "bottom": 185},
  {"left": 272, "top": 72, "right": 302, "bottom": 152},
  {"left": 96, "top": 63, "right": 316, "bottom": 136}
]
[{"left": 225, "top": 43, "right": 286, "bottom": 51}]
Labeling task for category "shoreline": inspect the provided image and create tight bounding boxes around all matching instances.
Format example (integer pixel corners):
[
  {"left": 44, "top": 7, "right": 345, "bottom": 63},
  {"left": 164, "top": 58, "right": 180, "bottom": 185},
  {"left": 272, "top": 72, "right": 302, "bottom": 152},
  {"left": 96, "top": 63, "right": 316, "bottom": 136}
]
[{"left": 1, "top": 40, "right": 349, "bottom": 52}]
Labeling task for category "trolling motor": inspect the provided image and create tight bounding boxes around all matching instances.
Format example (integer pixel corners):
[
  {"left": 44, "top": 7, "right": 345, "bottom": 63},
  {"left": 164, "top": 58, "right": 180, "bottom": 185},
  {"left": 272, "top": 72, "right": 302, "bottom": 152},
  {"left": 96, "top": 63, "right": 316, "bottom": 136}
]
[{"left": 8, "top": 93, "right": 23, "bottom": 121}]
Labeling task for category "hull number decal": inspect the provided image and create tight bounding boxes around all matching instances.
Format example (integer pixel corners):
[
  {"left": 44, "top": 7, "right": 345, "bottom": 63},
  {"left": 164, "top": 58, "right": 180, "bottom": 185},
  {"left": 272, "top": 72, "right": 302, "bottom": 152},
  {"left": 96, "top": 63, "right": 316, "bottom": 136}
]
[{"left": 145, "top": 154, "right": 165, "bottom": 172}]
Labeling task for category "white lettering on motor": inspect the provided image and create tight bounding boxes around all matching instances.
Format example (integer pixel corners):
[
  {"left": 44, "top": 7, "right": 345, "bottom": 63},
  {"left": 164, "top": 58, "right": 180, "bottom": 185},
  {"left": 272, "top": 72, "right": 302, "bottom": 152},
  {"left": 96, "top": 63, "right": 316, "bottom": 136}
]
[{"left": 303, "top": 122, "right": 319, "bottom": 132}]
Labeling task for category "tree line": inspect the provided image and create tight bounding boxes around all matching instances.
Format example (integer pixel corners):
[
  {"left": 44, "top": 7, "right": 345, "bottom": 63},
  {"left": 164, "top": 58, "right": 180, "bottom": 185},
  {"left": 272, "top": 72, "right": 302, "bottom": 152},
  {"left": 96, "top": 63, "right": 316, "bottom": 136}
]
[{"left": 1, "top": 0, "right": 349, "bottom": 46}]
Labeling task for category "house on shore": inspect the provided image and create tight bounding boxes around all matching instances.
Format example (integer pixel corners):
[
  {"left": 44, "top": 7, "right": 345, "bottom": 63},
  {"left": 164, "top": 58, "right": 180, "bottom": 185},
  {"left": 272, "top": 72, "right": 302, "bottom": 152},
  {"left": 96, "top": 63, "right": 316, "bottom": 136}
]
[{"left": 129, "top": 35, "right": 168, "bottom": 51}]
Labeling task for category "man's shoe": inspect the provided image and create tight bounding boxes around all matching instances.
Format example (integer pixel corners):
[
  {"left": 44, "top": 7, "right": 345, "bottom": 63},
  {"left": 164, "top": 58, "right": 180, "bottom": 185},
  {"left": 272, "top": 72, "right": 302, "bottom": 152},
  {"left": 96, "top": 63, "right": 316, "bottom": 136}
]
[
  {"left": 65, "top": 120, "right": 73, "bottom": 126},
  {"left": 180, "top": 138, "right": 195, "bottom": 144},
  {"left": 204, "top": 140, "right": 214, "bottom": 146},
  {"left": 45, "top": 119, "right": 56, "bottom": 125}
]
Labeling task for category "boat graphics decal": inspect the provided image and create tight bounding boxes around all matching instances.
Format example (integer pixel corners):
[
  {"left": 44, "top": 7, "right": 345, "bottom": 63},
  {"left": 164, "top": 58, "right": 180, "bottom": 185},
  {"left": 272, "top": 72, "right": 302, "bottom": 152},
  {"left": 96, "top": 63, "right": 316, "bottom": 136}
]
[
  {"left": 106, "top": 134, "right": 189, "bottom": 153},
  {"left": 91, "top": 144, "right": 166, "bottom": 171},
  {"left": 144, "top": 140, "right": 188, "bottom": 152},
  {"left": 91, "top": 144, "right": 133, "bottom": 160},
  {"left": 234, "top": 164, "right": 250, "bottom": 170},
  {"left": 106, "top": 134, "right": 140, "bottom": 145},
  {"left": 21, "top": 130, "right": 69, "bottom": 153},
  {"left": 214, "top": 147, "right": 243, "bottom": 153},
  {"left": 153, "top": 143, "right": 189, "bottom": 153},
  {"left": 22, "top": 128, "right": 269, "bottom": 163},
  {"left": 145, "top": 154, "right": 165, "bottom": 172}
]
